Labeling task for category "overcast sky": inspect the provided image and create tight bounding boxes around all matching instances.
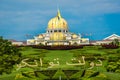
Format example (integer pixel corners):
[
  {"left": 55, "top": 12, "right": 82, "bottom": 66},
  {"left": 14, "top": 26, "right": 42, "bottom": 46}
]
[{"left": 0, "top": 0, "right": 120, "bottom": 40}]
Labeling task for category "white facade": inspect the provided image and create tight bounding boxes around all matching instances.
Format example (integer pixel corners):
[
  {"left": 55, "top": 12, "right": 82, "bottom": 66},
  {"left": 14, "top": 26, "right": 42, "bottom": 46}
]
[{"left": 27, "top": 32, "right": 89, "bottom": 45}]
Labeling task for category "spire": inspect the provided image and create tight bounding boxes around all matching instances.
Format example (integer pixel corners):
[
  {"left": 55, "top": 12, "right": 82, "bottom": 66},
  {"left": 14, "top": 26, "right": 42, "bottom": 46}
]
[{"left": 57, "top": 9, "right": 61, "bottom": 19}]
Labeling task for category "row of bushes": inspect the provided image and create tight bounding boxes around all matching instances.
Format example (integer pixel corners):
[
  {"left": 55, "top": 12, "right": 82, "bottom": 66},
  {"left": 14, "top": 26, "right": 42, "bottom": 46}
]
[
  {"left": 15, "top": 44, "right": 119, "bottom": 50},
  {"left": 14, "top": 44, "right": 95, "bottom": 50},
  {"left": 101, "top": 44, "right": 119, "bottom": 49},
  {"left": 15, "top": 45, "right": 84, "bottom": 50}
]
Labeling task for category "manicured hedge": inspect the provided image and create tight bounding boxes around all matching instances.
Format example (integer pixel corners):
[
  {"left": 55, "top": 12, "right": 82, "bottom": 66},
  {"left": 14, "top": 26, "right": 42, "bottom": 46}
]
[
  {"left": 101, "top": 44, "right": 119, "bottom": 49},
  {"left": 14, "top": 44, "right": 95, "bottom": 50}
]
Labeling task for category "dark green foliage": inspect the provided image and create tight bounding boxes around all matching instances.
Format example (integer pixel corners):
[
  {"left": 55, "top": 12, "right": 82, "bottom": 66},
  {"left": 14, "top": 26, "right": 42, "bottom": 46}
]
[
  {"left": 106, "top": 60, "right": 120, "bottom": 73},
  {"left": 81, "top": 70, "right": 86, "bottom": 77},
  {"left": 108, "top": 56, "right": 120, "bottom": 62},
  {"left": 21, "top": 72, "right": 32, "bottom": 78},
  {"left": 62, "top": 70, "right": 79, "bottom": 79},
  {"left": 88, "top": 71, "right": 100, "bottom": 78},
  {"left": 38, "top": 70, "right": 57, "bottom": 79},
  {"left": 0, "top": 37, "right": 21, "bottom": 74}
]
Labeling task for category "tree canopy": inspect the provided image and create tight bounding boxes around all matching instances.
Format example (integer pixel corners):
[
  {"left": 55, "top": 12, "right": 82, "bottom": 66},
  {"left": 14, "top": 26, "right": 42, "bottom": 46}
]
[{"left": 0, "top": 37, "right": 22, "bottom": 74}]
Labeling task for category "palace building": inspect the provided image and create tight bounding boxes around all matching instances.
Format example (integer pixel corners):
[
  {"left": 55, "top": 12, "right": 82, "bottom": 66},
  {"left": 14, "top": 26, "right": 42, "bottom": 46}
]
[
  {"left": 91, "top": 34, "right": 120, "bottom": 45},
  {"left": 27, "top": 10, "right": 89, "bottom": 45}
]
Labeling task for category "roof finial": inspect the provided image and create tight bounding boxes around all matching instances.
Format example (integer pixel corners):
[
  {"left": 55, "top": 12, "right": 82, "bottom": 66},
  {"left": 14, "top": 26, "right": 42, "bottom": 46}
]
[{"left": 57, "top": 9, "right": 61, "bottom": 19}]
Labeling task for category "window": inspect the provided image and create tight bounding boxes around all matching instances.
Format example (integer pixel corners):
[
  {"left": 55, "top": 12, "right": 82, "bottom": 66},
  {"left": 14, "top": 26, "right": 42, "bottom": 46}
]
[
  {"left": 54, "top": 30, "right": 57, "bottom": 32},
  {"left": 59, "top": 30, "right": 61, "bottom": 32}
]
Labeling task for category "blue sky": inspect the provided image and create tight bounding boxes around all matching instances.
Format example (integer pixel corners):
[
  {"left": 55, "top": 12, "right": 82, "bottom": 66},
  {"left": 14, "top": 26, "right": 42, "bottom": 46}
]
[{"left": 0, "top": 0, "right": 120, "bottom": 41}]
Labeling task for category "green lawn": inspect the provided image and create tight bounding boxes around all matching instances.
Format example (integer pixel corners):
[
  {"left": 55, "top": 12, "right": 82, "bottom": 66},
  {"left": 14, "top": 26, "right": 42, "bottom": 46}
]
[{"left": 1, "top": 46, "right": 120, "bottom": 80}]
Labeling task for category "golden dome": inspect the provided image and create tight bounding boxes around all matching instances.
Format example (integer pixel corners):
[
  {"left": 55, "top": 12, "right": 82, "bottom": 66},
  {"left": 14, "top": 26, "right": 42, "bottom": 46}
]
[
  {"left": 72, "top": 34, "right": 78, "bottom": 39},
  {"left": 38, "top": 34, "right": 43, "bottom": 38},
  {"left": 81, "top": 38, "right": 88, "bottom": 42},
  {"left": 47, "top": 10, "right": 68, "bottom": 30},
  {"left": 50, "top": 32, "right": 65, "bottom": 41}
]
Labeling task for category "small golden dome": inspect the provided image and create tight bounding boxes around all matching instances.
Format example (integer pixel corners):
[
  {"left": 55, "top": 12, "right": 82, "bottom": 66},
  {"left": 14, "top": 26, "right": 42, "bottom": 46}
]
[
  {"left": 50, "top": 32, "right": 65, "bottom": 41},
  {"left": 38, "top": 35, "right": 43, "bottom": 38},
  {"left": 81, "top": 38, "right": 88, "bottom": 42},
  {"left": 72, "top": 34, "right": 78, "bottom": 39},
  {"left": 48, "top": 10, "right": 68, "bottom": 30}
]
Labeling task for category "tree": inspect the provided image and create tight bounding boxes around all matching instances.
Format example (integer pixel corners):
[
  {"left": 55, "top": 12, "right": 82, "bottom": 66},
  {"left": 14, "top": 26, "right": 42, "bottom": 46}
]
[
  {"left": 114, "top": 39, "right": 119, "bottom": 46},
  {"left": 111, "top": 39, "right": 119, "bottom": 46},
  {"left": 0, "top": 37, "right": 22, "bottom": 74}
]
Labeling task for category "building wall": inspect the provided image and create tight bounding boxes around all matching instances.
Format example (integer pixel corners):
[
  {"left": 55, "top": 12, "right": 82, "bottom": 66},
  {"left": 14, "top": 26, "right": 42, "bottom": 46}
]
[{"left": 12, "top": 42, "right": 23, "bottom": 46}]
